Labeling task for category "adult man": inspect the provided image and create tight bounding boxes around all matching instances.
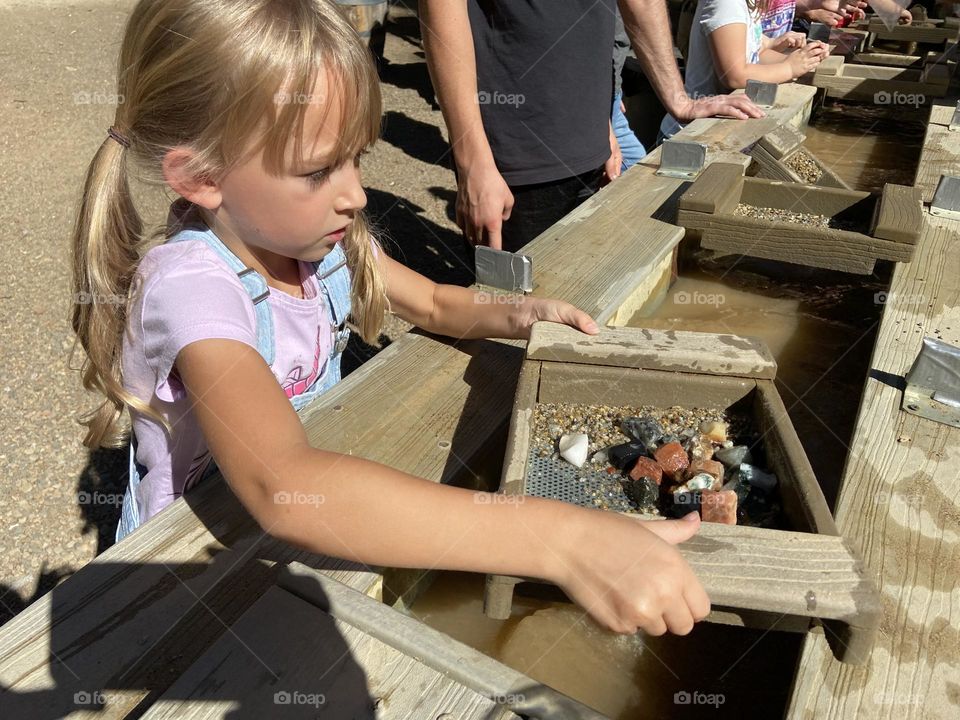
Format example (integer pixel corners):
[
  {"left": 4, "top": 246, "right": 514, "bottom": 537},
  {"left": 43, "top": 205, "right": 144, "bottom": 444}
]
[{"left": 419, "top": 0, "right": 764, "bottom": 251}]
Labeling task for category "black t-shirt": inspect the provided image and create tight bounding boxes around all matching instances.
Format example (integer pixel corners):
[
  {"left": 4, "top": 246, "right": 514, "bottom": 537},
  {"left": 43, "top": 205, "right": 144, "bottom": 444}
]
[{"left": 467, "top": 0, "right": 617, "bottom": 186}]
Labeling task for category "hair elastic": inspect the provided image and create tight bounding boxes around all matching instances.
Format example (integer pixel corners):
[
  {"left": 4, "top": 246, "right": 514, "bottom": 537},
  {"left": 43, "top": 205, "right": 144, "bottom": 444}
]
[{"left": 107, "top": 126, "right": 131, "bottom": 149}]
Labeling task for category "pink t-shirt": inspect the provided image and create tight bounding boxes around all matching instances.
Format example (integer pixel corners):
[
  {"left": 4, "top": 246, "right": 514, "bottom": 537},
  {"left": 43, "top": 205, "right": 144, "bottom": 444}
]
[{"left": 122, "top": 239, "right": 333, "bottom": 521}]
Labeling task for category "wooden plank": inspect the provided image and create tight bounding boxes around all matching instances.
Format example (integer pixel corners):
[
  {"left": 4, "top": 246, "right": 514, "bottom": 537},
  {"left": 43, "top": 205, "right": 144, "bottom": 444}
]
[
  {"left": 787, "top": 107, "right": 960, "bottom": 716},
  {"left": 527, "top": 322, "right": 777, "bottom": 379},
  {"left": 759, "top": 124, "right": 806, "bottom": 159},
  {"left": 872, "top": 184, "right": 924, "bottom": 244},
  {"left": 0, "top": 476, "right": 381, "bottom": 720},
  {"left": 697, "top": 231, "right": 877, "bottom": 274},
  {"left": 813, "top": 57, "right": 949, "bottom": 101},
  {"left": 138, "top": 586, "right": 522, "bottom": 720},
  {"left": 913, "top": 121, "right": 960, "bottom": 203},
  {"left": 751, "top": 143, "right": 802, "bottom": 183},
  {"left": 676, "top": 162, "right": 745, "bottom": 213},
  {"left": 928, "top": 99, "right": 958, "bottom": 125},
  {"left": 278, "top": 563, "right": 608, "bottom": 719},
  {"left": 868, "top": 18, "right": 960, "bottom": 44}
]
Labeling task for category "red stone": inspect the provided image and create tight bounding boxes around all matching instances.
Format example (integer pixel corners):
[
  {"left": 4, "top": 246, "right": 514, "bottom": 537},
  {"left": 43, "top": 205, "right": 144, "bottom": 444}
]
[
  {"left": 654, "top": 442, "right": 689, "bottom": 482},
  {"left": 628, "top": 456, "right": 664, "bottom": 485},
  {"left": 700, "top": 489, "right": 738, "bottom": 525},
  {"left": 687, "top": 459, "right": 724, "bottom": 489}
]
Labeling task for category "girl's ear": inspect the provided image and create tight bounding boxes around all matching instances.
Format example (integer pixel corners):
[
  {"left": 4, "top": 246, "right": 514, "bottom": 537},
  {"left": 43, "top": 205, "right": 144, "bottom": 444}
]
[{"left": 162, "top": 148, "right": 222, "bottom": 210}]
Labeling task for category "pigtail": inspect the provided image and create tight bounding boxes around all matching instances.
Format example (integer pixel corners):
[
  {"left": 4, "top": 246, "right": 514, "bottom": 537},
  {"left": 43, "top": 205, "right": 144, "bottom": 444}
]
[
  {"left": 70, "top": 134, "right": 171, "bottom": 448},
  {"left": 343, "top": 213, "right": 388, "bottom": 345}
]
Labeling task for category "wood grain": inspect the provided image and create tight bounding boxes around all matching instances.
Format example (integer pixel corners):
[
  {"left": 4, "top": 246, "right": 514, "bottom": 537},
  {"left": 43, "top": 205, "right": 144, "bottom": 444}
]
[
  {"left": 872, "top": 184, "right": 924, "bottom": 244},
  {"left": 527, "top": 322, "right": 777, "bottom": 379},
  {"left": 787, "top": 88, "right": 960, "bottom": 717}
]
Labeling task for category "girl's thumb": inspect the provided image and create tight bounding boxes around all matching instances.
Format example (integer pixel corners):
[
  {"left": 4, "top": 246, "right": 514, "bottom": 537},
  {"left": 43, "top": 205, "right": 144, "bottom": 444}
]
[{"left": 643, "top": 512, "right": 701, "bottom": 545}]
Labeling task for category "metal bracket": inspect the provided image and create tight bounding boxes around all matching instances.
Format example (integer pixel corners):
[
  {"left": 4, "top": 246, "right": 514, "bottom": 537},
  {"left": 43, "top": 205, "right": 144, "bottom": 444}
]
[
  {"left": 930, "top": 175, "right": 960, "bottom": 220},
  {"left": 949, "top": 101, "right": 960, "bottom": 132},
  {"left": 808, "top": 22, "right": 832, "bottom": 43},
  {"left": 474, "top": 245, "right": 533, "bottom": 293},
  {"left": 902, "top": 337, "right": 960, "bottom": 427},
  {"left": 656, "top": 140, "right": 707, "bottom": 179},
  {"left": 745, "top": 79, "right": 779, "bottom": 108}
]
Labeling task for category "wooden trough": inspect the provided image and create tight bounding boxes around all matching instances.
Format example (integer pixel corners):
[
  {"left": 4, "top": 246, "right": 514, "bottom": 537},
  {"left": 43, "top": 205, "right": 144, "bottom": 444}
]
[
  {"left": 813, "top": 55, "right": 951, "bottom": 102},
  {"left": 867, "top": 16, "right": 960, "bottom": 46},
  {"left": 748, "top": 124, "right": 851, "bottom": 189},
  {"left": 676, "top": 162, "right": 923, "bottom": 274},
  {"left": 483, "top": 322, "right": 881, "bottom": 666}
]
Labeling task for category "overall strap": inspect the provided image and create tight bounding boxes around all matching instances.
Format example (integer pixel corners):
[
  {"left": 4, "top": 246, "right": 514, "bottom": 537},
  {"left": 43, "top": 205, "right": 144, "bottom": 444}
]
[{"left": 167, "top": 213, "right": 276, "bottom": 366}]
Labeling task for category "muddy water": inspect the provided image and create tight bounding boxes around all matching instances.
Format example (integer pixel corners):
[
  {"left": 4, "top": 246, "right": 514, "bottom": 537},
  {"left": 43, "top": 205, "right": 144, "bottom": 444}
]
[
  {"left": 409, "top": 104, "right": 917, "bottom": 720},
  {"left": 803, "top": 100, "right": 927, "bottom": 192}
]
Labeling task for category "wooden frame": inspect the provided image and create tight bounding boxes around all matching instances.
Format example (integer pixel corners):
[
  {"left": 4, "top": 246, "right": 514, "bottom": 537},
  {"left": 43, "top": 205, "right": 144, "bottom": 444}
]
[
  {"left": 748, "top": 124, "right": 852, "bottom": 190},
  {"left": 483, "top": 323, "right": 881, "bottom": 665},
  {"left": 676, "top": 162, "right": 923, "bottom": 274},
  {"left": 813, "top": 55, "right": 951, "bottom": 102},
  {"left": 867, "top": 17, "right": 960, "bottom": 45}
]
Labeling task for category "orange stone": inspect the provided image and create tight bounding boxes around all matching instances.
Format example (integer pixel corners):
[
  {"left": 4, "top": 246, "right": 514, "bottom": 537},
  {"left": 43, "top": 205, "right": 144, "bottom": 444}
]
[
  {"left": 628, "top": 456, "right": 664, "bottom": 485},
  {"left": 654, "top": 441, "right": 689, "bottom": 482},
  {"left": 700, "top": 489, "right": 738, "bottom": 525},
  {"left": 687, "top": 459, "right": 724, "bottom": 489}
]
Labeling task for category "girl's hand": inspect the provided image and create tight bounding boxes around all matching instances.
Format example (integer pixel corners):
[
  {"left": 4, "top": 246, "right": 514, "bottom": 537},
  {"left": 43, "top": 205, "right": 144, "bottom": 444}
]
[
  {"left": 551, "top": 508, "right": 710, "bottom": 635},
  {"left": 516, "top": 297, "right": 599, "bottom": 339},
  {"left": 788, "top": 42, "right": 829, "bottom": 78},
  {"left": 771, "top": 31, "right": 807, "bottom": 52}
]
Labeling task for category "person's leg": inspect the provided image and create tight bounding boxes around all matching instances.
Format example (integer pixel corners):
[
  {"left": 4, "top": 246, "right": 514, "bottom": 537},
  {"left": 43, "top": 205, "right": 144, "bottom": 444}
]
[
  {"left": 501, "top": 168, "right": 604, "bottom": 252},
  {"left": 611, "top": 90, "right": 647, "bottom": 172}
]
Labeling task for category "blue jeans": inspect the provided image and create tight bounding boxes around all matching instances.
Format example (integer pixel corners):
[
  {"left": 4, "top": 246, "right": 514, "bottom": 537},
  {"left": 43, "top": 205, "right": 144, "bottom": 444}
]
[{"left": 612, "top": 90, "right": 647, "bottom": 172}]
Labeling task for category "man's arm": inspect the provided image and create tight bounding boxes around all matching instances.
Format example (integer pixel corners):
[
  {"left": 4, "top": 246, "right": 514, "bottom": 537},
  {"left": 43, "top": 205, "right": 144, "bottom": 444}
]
[
  {"left": 618, "top": 0, "right": 766, "bottom": 123},
  {"left": 419, "top": 0, "right": 514, "bottom": 249}
]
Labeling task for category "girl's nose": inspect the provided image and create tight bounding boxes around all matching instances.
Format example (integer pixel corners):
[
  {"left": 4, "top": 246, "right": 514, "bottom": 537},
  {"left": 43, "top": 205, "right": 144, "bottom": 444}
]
[{"left": 332, "top": 161, "right": 367, "bottom": 214}]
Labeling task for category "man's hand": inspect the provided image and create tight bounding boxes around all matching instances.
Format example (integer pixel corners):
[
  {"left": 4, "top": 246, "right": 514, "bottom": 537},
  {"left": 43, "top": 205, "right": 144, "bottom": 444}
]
[
  {"left": 603, "top": 120, "right": 623, "bottom": 185},
  {"left": 456, "top": 160, "right": 514, "bottom": 250},
  {"left": 673, "top": 93, "right": 766, "bottom": 124}
]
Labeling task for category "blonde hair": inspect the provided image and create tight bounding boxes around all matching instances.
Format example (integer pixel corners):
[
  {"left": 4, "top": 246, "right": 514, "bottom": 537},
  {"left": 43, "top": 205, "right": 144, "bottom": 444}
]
[{"left": 71, "top": 0, "right": 386, "bottom": 449}]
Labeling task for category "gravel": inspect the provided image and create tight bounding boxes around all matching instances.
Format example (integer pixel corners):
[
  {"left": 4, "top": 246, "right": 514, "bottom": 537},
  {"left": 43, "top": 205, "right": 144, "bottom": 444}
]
[
  {"left": 785, "top": 149, "right": 823, "bottom": 184},
  {"left": 734, "top": 203, "right": 862, "bottom": 232},
  {"left": 0, "top": 1, "right": 462, "bottom": 623}
]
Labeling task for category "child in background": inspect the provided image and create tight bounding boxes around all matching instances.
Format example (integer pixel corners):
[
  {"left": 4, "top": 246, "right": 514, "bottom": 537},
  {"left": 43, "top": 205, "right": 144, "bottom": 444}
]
[
  {"left": 71, "top": 0, "right": 710, "bottom": 638},
  {"left": 661, "top": 0, "right": 830, "bottom": 139}
]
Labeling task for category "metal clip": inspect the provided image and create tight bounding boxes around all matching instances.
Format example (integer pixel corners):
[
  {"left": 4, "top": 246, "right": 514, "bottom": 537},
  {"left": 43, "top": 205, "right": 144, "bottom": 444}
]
[
  {"left": 930, "top": 175, "right": 960, "bottom": 220},
  {"left": 745, "top": 79, "right": 778, "bottom": 108},
  {"left": 236, "top": 266, "right": 271, "bottom": 304},
  {"left": 475, "top": 246, "right": 533, "bottom": 293},
  {"left": 656, "top": 140, "right": 707, "bottom": 179},
  {"left": 902, "top": 337, "right": 960, "bottom": 427},
  {"left": 808, "top": 21, "right": 831, "bottom": 43},
  {"left": 949, "top": 101, "right": 960, "bottom": 132}
]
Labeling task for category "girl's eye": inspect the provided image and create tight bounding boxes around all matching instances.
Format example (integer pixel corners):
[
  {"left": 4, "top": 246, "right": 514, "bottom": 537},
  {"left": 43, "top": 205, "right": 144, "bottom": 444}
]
[{"left": 304, "top": 168, "right": 329, "bottom": 185}]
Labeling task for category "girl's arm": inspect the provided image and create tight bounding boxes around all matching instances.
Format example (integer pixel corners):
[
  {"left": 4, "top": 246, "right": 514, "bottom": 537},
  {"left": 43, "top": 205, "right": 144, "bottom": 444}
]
[
  {"left": 175, "top": 337, "right": 710, "bottom": 636},
  {"left": 710, "top": 24, "right": 828, "bottom": 88},
  {"left": 377, "top": 251, "right": 599, "bottom": 340}
]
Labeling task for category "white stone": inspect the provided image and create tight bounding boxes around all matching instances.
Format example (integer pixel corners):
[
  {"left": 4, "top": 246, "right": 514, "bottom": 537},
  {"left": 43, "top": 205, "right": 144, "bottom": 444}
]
[{"left": 559, "top": 433, "right": 589, "bottom": 468}]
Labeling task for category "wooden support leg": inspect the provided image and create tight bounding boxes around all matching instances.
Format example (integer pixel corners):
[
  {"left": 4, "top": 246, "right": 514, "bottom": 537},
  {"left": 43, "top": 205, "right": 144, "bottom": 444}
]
[{"left": 484, "top": 574, "right": 521, "bottom": 620}]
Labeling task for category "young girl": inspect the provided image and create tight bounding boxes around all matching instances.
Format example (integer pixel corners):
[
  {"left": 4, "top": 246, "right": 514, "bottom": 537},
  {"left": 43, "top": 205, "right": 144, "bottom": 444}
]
[
  {"left": 660, "top": 0, "right": 831, "bottom": 138},
  {"left": 71, "top": 0, "right": 709, "bottom": 638}
]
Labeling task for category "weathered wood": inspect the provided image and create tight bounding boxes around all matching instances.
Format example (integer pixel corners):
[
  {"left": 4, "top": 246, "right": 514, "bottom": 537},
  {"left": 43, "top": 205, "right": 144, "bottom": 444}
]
[
  {"left": 758, "top": 124, "right": 806, "bottom": 159},
  {"left": 872, "top": 184, "right": 925, "bottom": 244},
  {"left": 526, "top": 322, "right": 778, "bottom": 379},
  {"left": 813, "top": 56, "right": 950, "bottom": 101},
  {"left": 913, "top": 122, "right": 960, "bottom": 203},
  {"left": 788, "top": 86, "right": 960, "bottom": 717},
  {"left": 137, "top": 585, "right": 524, "bottom": 720},
  {"left": 750, "top": 140, "right": 852, "bottom": 190},
  {"left": 868, "top": 18, "right": 960, "bottom": 44},
  {"left": 277, "top": 563, "right": 609, "bottom": 719},
  {"left": 676, "top": 162, "right": 745, "bottom": 214}
]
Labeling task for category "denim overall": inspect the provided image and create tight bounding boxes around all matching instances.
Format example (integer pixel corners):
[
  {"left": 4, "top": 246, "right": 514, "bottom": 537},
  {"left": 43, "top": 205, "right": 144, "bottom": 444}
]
[{"left": 115, "top": 222, "right": 352, "bottom": 542}]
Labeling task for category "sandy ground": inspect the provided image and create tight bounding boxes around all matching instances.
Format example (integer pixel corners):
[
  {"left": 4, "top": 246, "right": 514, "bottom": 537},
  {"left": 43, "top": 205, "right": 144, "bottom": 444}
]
[{"left": 0, "top": 0, "right": 465, "bottom": 623}]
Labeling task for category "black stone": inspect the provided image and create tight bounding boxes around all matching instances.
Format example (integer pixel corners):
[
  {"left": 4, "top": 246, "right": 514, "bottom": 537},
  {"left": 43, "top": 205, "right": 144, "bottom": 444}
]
[
  {"left": 623, "top": 477, "right": 659, "bottom": 509},
  {"left": 621, "top": 416, "right": 664, "bottom": 452},
  {"left": 607, "top": 441, "right": 648, "bottom": 470}
]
